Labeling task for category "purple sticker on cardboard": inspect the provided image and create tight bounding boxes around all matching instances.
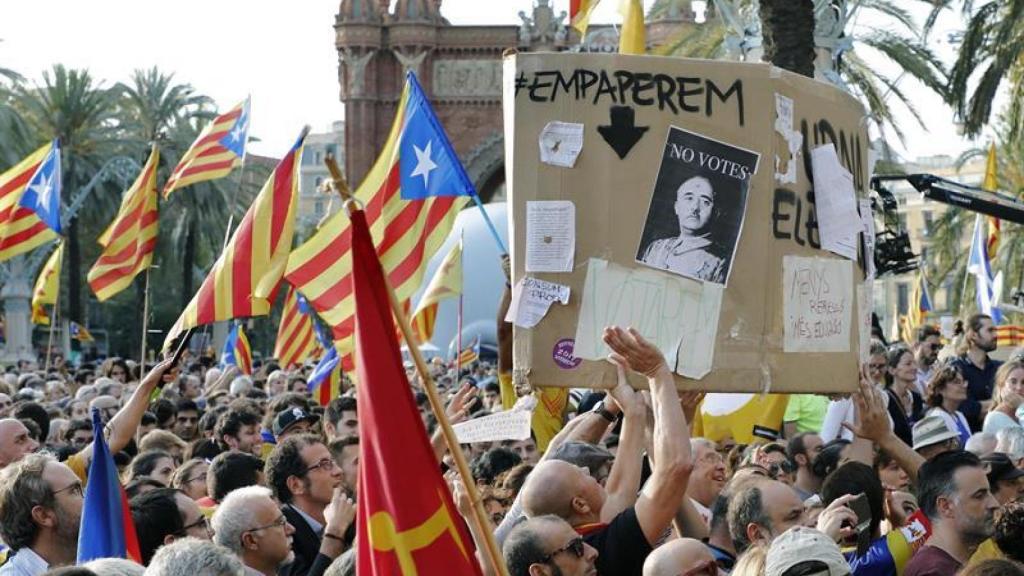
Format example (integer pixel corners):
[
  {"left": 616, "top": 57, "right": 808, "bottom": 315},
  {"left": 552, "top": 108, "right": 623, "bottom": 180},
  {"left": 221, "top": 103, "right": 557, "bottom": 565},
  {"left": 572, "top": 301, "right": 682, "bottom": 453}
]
[{"left": 553, "top": 338, "right": 582, "bottom": 370}]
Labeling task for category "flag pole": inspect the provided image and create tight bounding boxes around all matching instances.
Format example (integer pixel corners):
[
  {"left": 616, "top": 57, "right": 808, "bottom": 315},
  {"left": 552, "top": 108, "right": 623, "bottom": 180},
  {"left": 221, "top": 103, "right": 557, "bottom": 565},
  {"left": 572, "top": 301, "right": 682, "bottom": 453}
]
[
  {"left": 140, "top": 268, "right": 151, "bottom": 368},
  {"left": 325, "top": 156, "right": 509, "bottom": 576},
  {"left": 456, "top": 230, "right": 464, "bottom": 379},
  {"left": 44, "top": 243, "right": 63, "bottom": 373},
  {"left": 470, "top": 193, "right": 507, "bottom": 254}
]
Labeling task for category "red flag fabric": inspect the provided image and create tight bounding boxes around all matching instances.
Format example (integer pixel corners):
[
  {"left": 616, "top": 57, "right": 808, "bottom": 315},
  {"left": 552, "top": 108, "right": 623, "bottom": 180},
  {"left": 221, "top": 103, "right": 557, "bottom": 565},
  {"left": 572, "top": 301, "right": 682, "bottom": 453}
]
[{"left": 349, "top": 206, "right": 481, "bottom": 576}]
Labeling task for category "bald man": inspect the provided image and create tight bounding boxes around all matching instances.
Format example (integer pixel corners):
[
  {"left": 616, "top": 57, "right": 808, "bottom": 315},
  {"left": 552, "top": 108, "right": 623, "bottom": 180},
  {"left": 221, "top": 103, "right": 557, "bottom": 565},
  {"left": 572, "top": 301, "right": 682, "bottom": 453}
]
[
  {"left": 0, "top": 418, "right": 39, "bottom": 468},
  {"left": 642, "top": 538, "right": 717, "bottom": 576},
  {"left": 519, "top": 327, "right": 693, "bottom": 576}
]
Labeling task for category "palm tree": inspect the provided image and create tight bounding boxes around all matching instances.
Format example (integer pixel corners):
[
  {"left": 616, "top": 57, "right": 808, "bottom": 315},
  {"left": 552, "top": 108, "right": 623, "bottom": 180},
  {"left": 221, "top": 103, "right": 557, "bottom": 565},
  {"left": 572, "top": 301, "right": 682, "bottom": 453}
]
[
  {"left": 948, "top": 0, "right": 1024, "bottom": 139},
  {"left": 6, "top": 65, "right": 121, "bottom": 325},
  {"left": 653, "top": 0, "right": 950, "bottom": 144}
]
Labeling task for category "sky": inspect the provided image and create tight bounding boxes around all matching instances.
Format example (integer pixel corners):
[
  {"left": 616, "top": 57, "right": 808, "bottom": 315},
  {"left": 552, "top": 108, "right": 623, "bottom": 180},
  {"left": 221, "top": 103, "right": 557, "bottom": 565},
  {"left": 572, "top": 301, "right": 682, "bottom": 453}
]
[{"left": 0, "top": 1, "right": 989, "bottom": 162}]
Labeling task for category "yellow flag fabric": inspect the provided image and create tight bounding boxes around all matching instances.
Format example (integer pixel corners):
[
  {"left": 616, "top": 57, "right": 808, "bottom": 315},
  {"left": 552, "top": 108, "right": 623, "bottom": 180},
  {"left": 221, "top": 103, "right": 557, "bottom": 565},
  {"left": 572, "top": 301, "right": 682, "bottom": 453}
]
[
  {"left": 984, "top": 143, "right": 999, "bottom": 258},
  {"left": 618, "top": 0, "right": 646, "bottom": 55},
  {"left": 410, "top": 239, "right": 462, "bottom": 342},
  {"left": 31, "top": 240, "right": 63, "bottom": 325},
  {"left": 571, "top": 0, "right": 601, "bottom": 35},
  {"left": 692, "top": 393, "right": 790, "bottom": 444}
]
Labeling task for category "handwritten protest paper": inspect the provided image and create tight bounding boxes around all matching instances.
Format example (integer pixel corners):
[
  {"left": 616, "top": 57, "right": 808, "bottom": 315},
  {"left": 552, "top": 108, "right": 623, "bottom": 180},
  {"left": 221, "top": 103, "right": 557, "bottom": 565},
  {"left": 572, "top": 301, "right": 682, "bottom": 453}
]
[
  {"left": 526, "top": 201, "right": 575, "bottom": 272},
  {"left": 505, "top": 277, "right": 571, "bottom": 329},
  {"left": 453, "top": 411, "right": 533, "bottom": 443},
  {"left": 856, "top": 281, "right": 873, "bottom": 362},
  {"left": 859, "top": 198, "right": 876, "bottom": 279},
  {"left": 773, "top": 94, "right": 802, "bottom": 185},
  {"left": 539, "top": 121, "right": 584, "bottom": 167},
  {"left": 783, "top": 256, "right": 854, "bottom": 353},
  {"left": 812, "top": 144, "right": 860, "bottom": 260},
  {"left": 574, "top": 258, "right": 723, "bottom": 378}
]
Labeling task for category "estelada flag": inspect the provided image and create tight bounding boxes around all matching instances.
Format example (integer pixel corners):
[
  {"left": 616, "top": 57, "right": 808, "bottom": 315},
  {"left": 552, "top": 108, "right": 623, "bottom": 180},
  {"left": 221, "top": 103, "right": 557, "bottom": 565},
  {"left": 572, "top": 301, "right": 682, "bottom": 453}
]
[{"left": 349, "top": 206, "right": 481, "bottom": 576}]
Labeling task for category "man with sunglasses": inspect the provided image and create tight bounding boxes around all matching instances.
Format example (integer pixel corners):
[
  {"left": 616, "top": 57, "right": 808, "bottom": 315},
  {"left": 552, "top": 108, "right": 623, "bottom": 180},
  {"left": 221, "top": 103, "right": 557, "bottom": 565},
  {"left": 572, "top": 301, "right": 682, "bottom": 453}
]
[
  {"left": 914, "top": 326, "right": 943, "bottom": 396},
  {"left": 504, "top": 515, "right": 599, "bottom": 576},
  {"left": 266, "top": 434, "right": 355, "bottom": 576},
  {"left": 519, "top": 327, "right": 693, "bottom": 576},
  {"left": 0, "top": 453, "right": 83, "bottom": 575},
  {"left": 212, "top": 486, "right": 296, "bottom": 576}
]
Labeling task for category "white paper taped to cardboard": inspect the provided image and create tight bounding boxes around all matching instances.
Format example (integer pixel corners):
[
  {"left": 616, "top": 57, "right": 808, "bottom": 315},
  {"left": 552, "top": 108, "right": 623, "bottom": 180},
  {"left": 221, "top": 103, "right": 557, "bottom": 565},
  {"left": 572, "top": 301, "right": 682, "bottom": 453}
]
[
  {"left": 859, "top": 198, "right": 876, "bottom": 280},
  {"left": 452, "top": 410, "right": 533, "bottom": 443},
  {"left": 856, "top": 281, "right": 873, "bottom": 363},
  {"left": 773, "top": 93, "right": 802, "bottom": 185},
  {"left": 526, "top": 200, "right": 575, "bottom": 273},
  {"left": 783, "top": 256, "right": 854, "bottom": 353},
  {"left": 574, "top": 258, "right": 722, "bottom": 378},
  {"left": 538, "top": 121, "right": 584, "bottom": 168},
  {"left": 812, "top": 144, "right": 861, "bottom": 260},
  {"left": 505, "top": 277, "right": 571, "bottom": 329}
]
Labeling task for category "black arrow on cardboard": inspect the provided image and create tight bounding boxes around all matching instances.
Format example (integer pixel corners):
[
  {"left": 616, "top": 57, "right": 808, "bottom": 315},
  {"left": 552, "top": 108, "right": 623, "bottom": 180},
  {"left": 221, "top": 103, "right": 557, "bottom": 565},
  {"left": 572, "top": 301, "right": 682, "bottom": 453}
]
[{"left": 597, "top": 105, "right": 649, "bottom": 159}]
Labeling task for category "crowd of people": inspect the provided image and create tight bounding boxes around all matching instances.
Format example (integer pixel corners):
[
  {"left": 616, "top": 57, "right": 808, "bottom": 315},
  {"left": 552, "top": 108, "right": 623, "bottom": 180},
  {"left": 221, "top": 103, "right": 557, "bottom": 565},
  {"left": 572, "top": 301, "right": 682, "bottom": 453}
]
[{"left": 0, "top": 274, "right": 1021, "bottom": 576}]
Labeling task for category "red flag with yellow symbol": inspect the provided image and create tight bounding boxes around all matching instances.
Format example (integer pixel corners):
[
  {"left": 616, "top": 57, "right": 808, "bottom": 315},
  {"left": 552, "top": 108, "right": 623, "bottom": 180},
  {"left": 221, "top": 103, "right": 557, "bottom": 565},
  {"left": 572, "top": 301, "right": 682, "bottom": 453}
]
[{"left": 350, "top": 206, "right": 481, "bottom": 576}]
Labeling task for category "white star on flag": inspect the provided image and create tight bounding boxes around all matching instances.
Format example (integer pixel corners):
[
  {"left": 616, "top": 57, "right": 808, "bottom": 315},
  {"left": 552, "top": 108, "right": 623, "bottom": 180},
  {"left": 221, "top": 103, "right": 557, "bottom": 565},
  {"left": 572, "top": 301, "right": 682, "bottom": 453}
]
[
  {"left": 230, "top": 113, "right": 248, "bottom": 143},
  {"left": 31, "top": 171, "right": 54, "bottom": 214},
  {"left": 410, "top": 141, "right": 438, "bottom": 188}
]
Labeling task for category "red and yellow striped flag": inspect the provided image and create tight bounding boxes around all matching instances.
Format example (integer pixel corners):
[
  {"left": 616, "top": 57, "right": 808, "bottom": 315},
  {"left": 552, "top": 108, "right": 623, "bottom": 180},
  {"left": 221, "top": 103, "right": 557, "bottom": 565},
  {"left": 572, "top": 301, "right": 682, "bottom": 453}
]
[
  {"left": 32, "top": 240, "right": 63, "bottom": 325},
  {"left": 163, "top": 98, "right": 250, "bottom": 198},
  {"left": 410, "top": 239, "right": 462, "bottom": 342},
  {"left": 984, "top": 143, "right": 999, "bottom": 260},
  {"left": 0, "top": 141, "right": 62, "bottom": 262},
  {"left": 570, "top": 0, "right": 601, "bottom": 35},
  {"left": 274, "top": 285, "right": 322, "bottom": 368},
  {"left": 164, "top": 128, "right": 307, "bottom": 349},
  {"left": 284, "top": 84, "right": 466, "bottom": 372},
  {"left": 88, "top": 145, "right": 159, "bottom": 301}
]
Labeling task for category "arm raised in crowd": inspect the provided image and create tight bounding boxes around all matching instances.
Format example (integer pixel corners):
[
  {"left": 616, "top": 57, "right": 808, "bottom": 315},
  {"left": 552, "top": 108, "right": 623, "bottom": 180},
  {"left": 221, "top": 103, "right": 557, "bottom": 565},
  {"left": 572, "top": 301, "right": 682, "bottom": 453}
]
[
  {"left": 599, "top": 361, "right": 646, "bottom": 522},
  {"left": 844, "top": 370, "right": 925, "bottom": 485},
  {"left": 603, "top": 326, "right": 693, "bottom": 545}
]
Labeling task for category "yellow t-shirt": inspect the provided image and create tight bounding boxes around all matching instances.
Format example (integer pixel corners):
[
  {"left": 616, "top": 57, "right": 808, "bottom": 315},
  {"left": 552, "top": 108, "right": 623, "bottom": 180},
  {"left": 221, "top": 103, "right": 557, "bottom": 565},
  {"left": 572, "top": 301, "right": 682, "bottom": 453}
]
[
  {"left": 499, "top": 371, "right": 568, "bottom": 452},
  {"left": 968, "top": 539, "right": 1003, "bottom": 565}
]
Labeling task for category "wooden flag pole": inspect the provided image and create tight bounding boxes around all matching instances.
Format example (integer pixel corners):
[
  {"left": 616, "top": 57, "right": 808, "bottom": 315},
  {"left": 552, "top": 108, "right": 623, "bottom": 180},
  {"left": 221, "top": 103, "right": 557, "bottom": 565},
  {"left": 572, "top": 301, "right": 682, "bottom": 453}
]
[
  {"left": 44, "top": 244, "right": 64, "bottom": 373},
  {"left": 324, "top": 156, "right": 509, "bottom": 576}
]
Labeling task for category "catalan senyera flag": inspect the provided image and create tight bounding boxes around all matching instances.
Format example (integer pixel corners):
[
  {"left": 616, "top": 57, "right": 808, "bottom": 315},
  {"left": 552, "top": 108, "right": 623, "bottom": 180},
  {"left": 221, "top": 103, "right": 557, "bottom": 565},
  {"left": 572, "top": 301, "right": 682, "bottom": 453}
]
[
  {"left": 996, "top": 325, "right": 1024, "bottom": 347},
  {"left": 285, "top": 73, "right": 468, "bottom": 373},
  {"left": 570, "top": 0, "right": 601, "bottom": 35},
  {"left": 0, "top": 140, "right": 62, "bottom": 262},
  {"left": 221, "top": 323, "right": 253, "bottom": 375},
  {"left": 163, "top": 97, "right": 250, "bottom": 197},
  {"left": 411, "top": 239, "right": 462, "bottom": 342},
  {"left": 31, "top": 240, "right": 63, "bottom": 325},
  {"left": 274, "top": 285, "right": 322, "bottom": 368},
  {"left": 164, "top": 128, "right": 307, "bottom": 350},
  {"left": 307, "top": 345, "right": 343, "bottom": 406},
  {"left": 87, "top": 145, "right": 159, "bottom": 301},
  {"left": 984, "top": 143, "right": 999, "bottom": 260},
  {"left": 619, "top": 0, "right": 646, "bottom": 55},
  {"left": 456, "top": 336, "right": 480, "bottom": 366},
  {"left": 349, "top": 205, "right": 482, "bottom": 576},
  {"left": 908, "top": 270, "right": 932, "bottom": 332},
  {"left": 77, "top": 409, "right": 142, "bottom": 563}
]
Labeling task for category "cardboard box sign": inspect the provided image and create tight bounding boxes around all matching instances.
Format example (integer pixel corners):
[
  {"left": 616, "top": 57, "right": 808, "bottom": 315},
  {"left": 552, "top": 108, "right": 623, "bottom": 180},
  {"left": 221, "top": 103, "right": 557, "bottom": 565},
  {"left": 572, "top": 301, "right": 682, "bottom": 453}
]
[{"left": 504, "top": 52, "right": 870, "bottom": 394}]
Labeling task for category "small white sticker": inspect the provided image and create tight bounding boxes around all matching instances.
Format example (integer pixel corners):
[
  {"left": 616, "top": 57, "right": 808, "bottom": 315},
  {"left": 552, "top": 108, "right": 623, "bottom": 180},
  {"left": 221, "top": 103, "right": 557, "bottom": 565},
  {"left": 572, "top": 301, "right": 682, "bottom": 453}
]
[{"left": 538, "top": 121, "right": 584, "bottom": 168}]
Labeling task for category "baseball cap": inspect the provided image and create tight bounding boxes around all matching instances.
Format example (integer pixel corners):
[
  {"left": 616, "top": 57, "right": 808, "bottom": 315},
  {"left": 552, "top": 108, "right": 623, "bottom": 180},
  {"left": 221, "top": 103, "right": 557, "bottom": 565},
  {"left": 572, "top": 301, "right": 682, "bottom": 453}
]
[
  {"left": 912, "top": 415, "right": 959, "bottom": 452},
  {"left": 548, "top": 441, "right": 614, "bottom": 478},
  {"left": 982, "top": 452, "right": 1024, "bottom": 486},
  {"left": 765, "top": 526, "right": 850, "bottom": 576},
  {"left": 272, "top": 407, "right": 319, "bottom": 436}
]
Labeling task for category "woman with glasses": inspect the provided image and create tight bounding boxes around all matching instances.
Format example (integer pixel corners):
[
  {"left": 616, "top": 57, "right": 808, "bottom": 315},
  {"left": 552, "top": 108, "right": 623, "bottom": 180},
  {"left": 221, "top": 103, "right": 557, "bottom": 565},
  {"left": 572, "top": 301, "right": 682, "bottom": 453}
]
[
  {"left": 924, "top": 363, "right": 972, "bottom": 447},
  {"left": 983, "top": 359, "right": 1024, "bottom": 434},
  {"left": 172, "top": 458, "right": 210, "bottom": 500},
  {"left": 884, "top": 345, "right": 924, "bottom": 447}
]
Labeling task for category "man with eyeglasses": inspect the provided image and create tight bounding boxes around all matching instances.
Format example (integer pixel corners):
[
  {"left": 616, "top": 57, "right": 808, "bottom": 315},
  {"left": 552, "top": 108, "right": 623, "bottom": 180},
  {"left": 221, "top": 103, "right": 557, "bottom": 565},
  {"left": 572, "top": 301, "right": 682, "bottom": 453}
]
[
  {"left": 266, "top": 434, "right": 355, "bottom": 576},
  {"left": 687, "top": 438, "right": 728, "bottom": 526},
  {"left": 212, "top": 486, "right": 296, "bottom": 576},
  {"left": 914, "top": 325, "right": 943, "bottom": 396},
  {"left": 504, "top": 515, "right": 599, "bottom": 576},
  {"left": 130, "top": 487, "right": 212, "bottom": 565},
  {"left": 0, "top": 453, "right": 83, "bottom": 575}
]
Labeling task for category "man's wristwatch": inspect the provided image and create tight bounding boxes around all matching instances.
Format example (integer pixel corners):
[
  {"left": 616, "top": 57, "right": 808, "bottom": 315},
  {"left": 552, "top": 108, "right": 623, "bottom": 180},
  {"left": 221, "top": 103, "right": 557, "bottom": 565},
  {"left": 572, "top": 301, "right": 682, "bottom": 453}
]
[{"left": 592, "top": 400, "right": 616, "bottom": 422}]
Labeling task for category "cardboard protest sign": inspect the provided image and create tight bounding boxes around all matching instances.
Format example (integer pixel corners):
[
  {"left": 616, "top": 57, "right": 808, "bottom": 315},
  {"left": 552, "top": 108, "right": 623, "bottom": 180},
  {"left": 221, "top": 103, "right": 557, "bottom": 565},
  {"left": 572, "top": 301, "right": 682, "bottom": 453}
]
[{"left": 504, "top": 52, "right": 869, "bottom": 393}]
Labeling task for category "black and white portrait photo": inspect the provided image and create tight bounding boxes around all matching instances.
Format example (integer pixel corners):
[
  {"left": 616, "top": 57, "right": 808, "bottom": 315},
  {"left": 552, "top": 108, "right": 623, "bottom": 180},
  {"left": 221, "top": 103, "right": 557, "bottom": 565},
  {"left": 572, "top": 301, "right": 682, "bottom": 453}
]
[{"left": 636, "top": 126, "right": 760, "bottom": 286}]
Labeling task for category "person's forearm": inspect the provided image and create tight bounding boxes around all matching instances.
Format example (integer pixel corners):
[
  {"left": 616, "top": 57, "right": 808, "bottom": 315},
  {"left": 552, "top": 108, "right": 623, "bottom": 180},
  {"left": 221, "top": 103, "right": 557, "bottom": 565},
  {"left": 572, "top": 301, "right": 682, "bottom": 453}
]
[
  {"left": 497, "top": 285, "right": 513, "bottom": 374},
  {"left": 564, "top": 412, "right": 613, "bottom": 445},
  {"left": 601, "top": 406, "right": 645, "bottom": 522},
  {"left": 431, "top": 428, "right": 448, "bottom": 464},
  {"left": 649, "top": 368, "right": 690, "bottom": 479}
]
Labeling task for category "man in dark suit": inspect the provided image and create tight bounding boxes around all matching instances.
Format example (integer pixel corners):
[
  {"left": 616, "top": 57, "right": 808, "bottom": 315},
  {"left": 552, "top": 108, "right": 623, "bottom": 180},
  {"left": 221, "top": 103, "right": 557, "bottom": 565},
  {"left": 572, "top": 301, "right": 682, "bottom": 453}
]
[{"left": 265, "top": 434, "right": 354, "bottom": 576}]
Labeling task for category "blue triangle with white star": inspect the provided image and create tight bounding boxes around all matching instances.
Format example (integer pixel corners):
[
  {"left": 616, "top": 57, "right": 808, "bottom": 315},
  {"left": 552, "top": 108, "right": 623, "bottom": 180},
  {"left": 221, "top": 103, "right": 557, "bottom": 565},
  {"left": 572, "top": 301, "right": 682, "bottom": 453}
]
[
  {"left": 398, "top": 73, "right": 476, "bottom": 200},
  {"left": 218, "top": 98, "right": 250, "bottom": 158},
  {"left": 18, "top": 140, "right": 62, "bottom": 234}
]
